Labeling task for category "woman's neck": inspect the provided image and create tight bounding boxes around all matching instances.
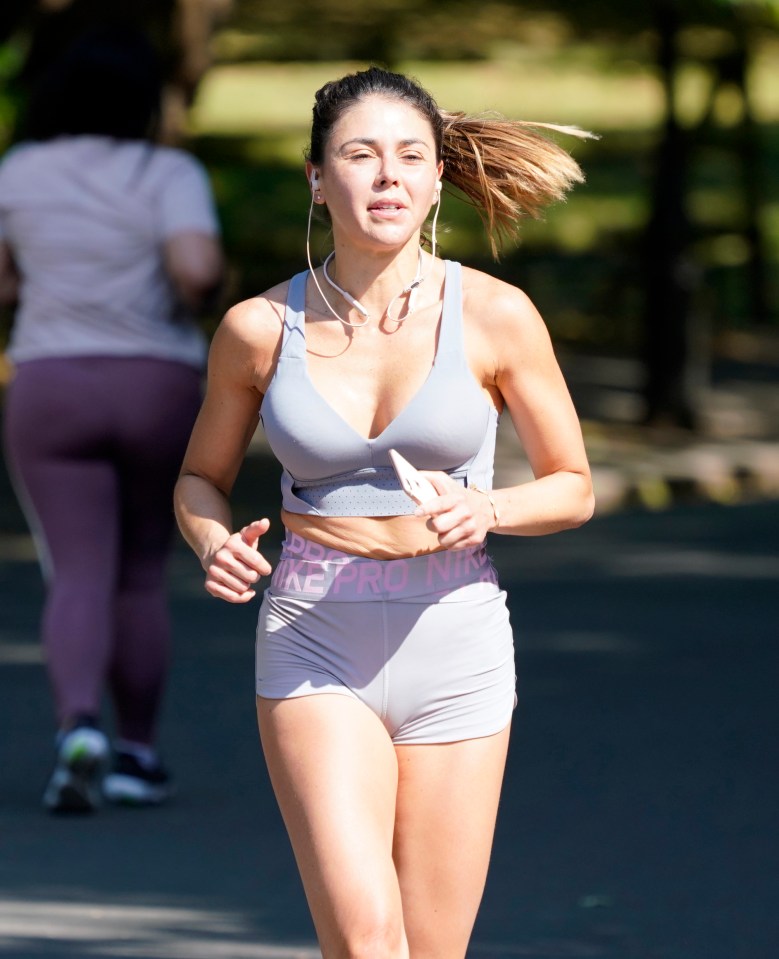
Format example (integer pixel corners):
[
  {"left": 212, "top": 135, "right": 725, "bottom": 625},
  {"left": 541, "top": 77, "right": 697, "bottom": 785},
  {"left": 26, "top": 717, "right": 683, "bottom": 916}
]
[{"left": 326, "top": 239, "right": 426, "bottom": 318}]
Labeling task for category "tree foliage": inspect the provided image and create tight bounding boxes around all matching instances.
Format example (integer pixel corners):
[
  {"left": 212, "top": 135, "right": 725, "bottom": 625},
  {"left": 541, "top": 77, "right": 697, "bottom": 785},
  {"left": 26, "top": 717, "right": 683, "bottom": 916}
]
[{"left": 221, "top": 0, "right": 779, "bottom": 63}]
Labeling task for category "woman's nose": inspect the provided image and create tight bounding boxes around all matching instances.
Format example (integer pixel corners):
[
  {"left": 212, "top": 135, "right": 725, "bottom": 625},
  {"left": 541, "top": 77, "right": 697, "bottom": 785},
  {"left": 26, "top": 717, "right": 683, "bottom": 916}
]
[{"left": 377, "top": 162, "right": 400, "bottom": 187}]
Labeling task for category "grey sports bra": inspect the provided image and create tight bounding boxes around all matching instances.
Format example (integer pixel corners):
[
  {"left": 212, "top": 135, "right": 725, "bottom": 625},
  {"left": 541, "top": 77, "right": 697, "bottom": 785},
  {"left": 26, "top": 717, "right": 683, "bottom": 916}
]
[{"left": 260, "top": 259, "right": 500, "bottom": 516}]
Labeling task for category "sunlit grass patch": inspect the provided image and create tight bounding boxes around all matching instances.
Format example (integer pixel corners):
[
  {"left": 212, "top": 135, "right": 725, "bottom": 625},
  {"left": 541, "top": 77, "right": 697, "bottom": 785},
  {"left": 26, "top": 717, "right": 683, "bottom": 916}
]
[
  {"left": 190, "top": 57, "right": 666, "bottom": 138},
  {"left": 190, "top": 40, "right": 779, "bottom": 137}
]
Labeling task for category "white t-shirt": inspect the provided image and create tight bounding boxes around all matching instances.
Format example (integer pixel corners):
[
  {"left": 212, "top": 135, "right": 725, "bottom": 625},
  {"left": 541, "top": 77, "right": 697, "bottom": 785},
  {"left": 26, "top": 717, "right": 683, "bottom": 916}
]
[{"left": 0, "top": 135, "right": 220, "bottom": 368}]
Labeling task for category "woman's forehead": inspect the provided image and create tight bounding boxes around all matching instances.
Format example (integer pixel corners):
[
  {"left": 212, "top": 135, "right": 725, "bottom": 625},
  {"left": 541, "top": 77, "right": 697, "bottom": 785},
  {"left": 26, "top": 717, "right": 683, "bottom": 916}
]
[{"left": 330, "top": 95, "right": 435, "bottom": 141}]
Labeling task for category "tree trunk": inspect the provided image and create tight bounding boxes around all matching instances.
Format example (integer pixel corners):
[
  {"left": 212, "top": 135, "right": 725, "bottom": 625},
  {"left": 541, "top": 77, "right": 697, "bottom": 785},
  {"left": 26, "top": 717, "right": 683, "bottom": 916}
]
[
  {"left": 642, "top": 1, "right": 697, "bottom": 428},
  {"left": 732, "top": 36, "right": 770, "bottom": 324}
]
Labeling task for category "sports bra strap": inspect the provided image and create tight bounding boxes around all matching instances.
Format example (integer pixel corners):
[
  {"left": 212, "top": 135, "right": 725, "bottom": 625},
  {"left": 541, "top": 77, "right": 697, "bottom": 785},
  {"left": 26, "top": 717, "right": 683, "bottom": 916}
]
[
  {"left": 437, "top": 260, "right": 462, "bottom": 354},
  {"left": 279, "top": 270, "right": 308, "bottom": 359}
]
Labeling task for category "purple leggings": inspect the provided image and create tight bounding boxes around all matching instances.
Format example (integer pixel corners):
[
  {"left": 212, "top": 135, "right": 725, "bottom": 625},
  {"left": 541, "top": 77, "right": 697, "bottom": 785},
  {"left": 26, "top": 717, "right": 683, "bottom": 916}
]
[{"left": 3, "top": 356, "right": 201, "bottom": 743}]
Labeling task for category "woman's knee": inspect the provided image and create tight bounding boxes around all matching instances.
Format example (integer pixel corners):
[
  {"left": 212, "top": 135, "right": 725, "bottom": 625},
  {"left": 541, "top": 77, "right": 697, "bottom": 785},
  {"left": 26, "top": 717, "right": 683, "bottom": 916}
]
[{"left": 327, "top": 911, "right": 407, "bottom": 959}]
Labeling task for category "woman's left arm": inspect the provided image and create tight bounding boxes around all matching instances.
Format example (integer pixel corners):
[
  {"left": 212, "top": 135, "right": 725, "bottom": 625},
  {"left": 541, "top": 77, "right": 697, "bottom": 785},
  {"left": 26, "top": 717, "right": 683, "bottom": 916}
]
[
  {"left": 421, "top": 279, "right": 594, "bottom": 546},
  {"left": 0, "top": 241, "right": 19, "bottom": 306},
  {"left": 487, "top": 282, "right": 594, "bottom": 535}
]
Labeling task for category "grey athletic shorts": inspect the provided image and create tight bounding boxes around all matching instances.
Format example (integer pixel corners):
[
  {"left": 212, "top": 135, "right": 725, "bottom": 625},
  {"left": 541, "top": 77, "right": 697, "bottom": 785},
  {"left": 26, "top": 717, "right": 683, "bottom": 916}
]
[{"left": 255, "top": 532, "right": 516, "bottom": 744}]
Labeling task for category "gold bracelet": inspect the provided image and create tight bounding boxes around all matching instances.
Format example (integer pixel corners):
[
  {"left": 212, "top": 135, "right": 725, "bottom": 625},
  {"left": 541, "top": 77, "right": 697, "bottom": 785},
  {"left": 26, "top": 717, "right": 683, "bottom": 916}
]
[{"left": 469, "top": 484, "right": 501, "bottom": 529}]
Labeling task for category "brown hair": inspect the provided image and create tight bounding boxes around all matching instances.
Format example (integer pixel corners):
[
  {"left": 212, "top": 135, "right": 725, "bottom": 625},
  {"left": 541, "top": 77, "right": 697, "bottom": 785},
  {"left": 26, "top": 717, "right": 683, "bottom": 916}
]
[
  {"left": 308, "top": 66, "right": 594, "bottom": 258},
  {"left": 440, "top": 112, "right": 594, "bottom": 257}
]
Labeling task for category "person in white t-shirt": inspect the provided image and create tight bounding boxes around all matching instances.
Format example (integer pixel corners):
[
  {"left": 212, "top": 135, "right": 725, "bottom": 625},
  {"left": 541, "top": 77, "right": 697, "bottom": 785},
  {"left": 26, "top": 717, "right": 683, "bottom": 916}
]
[{"left": 0, "top": 26, "right": 224, "bottom": 813}]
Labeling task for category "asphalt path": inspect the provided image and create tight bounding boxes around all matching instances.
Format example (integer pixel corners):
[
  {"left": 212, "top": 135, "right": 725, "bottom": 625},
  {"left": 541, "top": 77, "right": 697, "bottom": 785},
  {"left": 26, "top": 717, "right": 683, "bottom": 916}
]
[{"left": 1, "top": 448, "right": 777, "bottom": 958}]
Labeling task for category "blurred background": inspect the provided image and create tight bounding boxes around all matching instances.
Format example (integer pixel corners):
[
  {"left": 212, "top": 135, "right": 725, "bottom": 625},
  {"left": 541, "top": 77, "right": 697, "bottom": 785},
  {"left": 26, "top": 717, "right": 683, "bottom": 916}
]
[
  {"left": 1, "top": 0, "right": 778, "bottom": 450},
  {"left": 0, "top": 4, "right": 778, "bottom": 958}
]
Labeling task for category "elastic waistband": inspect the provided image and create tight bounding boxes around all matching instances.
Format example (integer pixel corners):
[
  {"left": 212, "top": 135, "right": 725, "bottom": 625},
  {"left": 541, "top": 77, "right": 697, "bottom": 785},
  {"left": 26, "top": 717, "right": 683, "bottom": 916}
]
[
  {"left": 269, "top": 531, "right": 499, "bottom": 602},
  {"left": 284, "top": 467, "right": 468, "bottom": 518}
]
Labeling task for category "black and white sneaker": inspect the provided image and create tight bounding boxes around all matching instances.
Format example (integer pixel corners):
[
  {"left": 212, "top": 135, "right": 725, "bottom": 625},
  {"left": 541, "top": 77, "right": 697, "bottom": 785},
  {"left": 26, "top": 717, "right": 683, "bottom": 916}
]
[
  {"left": 103, "top": 750, "right": 173, "bottom": 806},
  {"left": 43, "top": 725, "right": 110, "bottom": 814}
]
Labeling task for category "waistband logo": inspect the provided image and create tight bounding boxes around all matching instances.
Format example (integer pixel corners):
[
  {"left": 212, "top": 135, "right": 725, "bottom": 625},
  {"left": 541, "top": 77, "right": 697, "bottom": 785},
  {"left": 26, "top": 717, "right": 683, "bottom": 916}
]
[{"left": 273, "top": 533, "right": 497, "bottom": 597}]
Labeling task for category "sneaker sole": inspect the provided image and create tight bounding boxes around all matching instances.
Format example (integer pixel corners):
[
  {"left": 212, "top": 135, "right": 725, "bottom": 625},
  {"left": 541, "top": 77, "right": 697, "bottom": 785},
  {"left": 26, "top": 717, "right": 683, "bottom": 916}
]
[
  {"left": 43, "top": 740, "right": 108, "bottom": 814},
  {"left": 43, "top": 767, "right": 100, "bottom": 814},
  {"left": 102, "top": 773, "right": 172, "bottom": 806}
]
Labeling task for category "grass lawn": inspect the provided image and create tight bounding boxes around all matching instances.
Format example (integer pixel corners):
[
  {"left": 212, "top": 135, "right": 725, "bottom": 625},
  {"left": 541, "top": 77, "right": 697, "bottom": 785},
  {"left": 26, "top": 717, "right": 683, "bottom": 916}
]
[
  {"left": 190, "top": 43, "right": 779, "bottom": 138},
  {"left": 189, "top": 57, "right": 664, "bottom": 139}
]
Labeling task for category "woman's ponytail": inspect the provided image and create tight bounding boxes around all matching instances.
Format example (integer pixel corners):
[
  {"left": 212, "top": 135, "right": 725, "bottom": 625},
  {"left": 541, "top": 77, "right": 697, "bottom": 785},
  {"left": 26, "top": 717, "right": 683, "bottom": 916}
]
[{"left": 440, "top": 111, "right": 596, "bottom": 257}]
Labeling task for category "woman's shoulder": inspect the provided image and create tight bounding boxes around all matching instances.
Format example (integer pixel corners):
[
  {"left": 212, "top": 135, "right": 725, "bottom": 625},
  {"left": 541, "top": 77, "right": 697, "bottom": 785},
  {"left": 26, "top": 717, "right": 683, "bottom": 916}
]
[
  {"left": 147, "top": 143, "right": 209, "bottom": 174},
  {"left": 214, "top": 278, "right": 293, "bottom": 360},
  {"left": 209, "top": 277, "right": 299, "bottom": 391},
  {"left": 460, "top": 263, "right": 541, "bottom": 331},
  {"left": 123, "top": 143, "right": 212, "bottom": 192},
  {"left": 0, "top": 141, "right": 36, "bottom": 164},
  {"left": 0, "top": 141, "right": 41, "bottom": 181},
  {"left": 459, "top": 264, "right": 559, "bottom": 380}
]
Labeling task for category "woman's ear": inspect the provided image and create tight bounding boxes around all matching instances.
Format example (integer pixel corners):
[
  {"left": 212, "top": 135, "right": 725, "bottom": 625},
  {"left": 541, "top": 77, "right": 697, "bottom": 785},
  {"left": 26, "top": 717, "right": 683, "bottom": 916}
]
[{"left": 306, "top": 163, "right": 325, "bottom": 203}]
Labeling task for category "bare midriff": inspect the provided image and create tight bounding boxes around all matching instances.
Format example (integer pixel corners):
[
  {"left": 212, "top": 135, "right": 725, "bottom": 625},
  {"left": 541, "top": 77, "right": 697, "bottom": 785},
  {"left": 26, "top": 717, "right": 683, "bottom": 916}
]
[{"left": 281, "top": 510, "right": 446, "bottom": 559}]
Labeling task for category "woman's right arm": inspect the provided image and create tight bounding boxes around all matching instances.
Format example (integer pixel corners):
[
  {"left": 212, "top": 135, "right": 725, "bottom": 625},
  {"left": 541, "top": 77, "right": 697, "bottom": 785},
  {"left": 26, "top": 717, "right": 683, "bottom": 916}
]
[
  {"left": 174, "top": 296, "right": 280, "bottom": 603},
  {"left": 164, "top": 230, "right": 224, "bottom": 312}
]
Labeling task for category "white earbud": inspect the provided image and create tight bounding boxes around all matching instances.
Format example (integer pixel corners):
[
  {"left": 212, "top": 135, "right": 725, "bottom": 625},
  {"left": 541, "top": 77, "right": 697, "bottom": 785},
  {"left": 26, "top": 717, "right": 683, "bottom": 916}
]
[{"left": 310, "top": 171, "right": 320, "bottom": 191}]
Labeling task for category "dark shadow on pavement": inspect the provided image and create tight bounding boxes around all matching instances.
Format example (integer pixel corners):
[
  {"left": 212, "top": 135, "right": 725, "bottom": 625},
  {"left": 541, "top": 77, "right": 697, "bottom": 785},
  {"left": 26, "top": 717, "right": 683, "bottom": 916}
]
[{"left": 1, "top": 442, "right": 778, "bottom": 958}]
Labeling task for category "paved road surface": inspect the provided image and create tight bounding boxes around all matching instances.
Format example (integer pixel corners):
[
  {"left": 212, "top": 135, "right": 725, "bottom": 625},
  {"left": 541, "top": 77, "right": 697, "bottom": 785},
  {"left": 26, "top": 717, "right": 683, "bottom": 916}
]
[{"left": 1, "top": 447, "right": 777, "bottom": 958}]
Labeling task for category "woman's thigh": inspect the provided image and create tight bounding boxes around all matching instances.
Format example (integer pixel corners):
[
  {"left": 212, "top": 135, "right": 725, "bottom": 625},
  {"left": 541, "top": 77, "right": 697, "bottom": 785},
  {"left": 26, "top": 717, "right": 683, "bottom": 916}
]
[
  {"left": 4, "top": 356, "right": 200, "bottom": 581},
  {"left": 257, "top": 694, "right": 408, "bottom": 958},
  {"left": 112, "top": 359, "right": 201, "bottom": 583},
  {"left": 3, "top": 359, "right": 120, "bottom": 582},
  {"left": 393, "top": 726, "right": 511, "bottom": 959}
]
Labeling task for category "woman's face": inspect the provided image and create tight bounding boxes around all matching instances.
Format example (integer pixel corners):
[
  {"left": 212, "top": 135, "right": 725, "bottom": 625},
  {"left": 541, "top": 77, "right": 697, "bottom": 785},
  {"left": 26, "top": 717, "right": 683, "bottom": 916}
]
[{"left": 310, "top": 95, "right": 443, "bottom": 254}]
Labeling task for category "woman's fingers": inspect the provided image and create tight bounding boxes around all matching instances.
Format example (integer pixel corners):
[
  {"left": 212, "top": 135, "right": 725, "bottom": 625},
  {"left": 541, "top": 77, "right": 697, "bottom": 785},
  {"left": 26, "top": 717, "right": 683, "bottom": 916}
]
[
  {"left": 205, "top": 578, "right": 256, "bottom": 604},
  {"left": 207, "top": 558, "right": 257, "bottom": 592},
  {"left": 240, "top": 517, "right": 271, "bottom": 549},
  {"left": 204, "top": 519, "right": 273, "bottom": 601},
  {"left": 419, "top": 470, "right": 459, "bottom": 498},
  {"left": 210, "top": 542, "right": 261, "bottom": 583},
  {"left": 415, "top": 474, "right": 490, "bottom": 548}
]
